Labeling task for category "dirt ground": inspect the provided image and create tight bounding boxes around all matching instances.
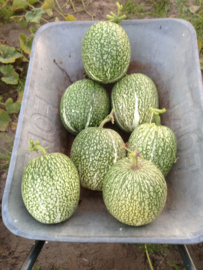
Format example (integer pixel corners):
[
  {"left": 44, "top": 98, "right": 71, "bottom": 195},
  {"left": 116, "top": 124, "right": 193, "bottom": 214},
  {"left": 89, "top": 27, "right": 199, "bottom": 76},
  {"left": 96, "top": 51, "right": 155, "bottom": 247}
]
[{"left": 1, "top": 0, "right": 203, "bottom": 269}]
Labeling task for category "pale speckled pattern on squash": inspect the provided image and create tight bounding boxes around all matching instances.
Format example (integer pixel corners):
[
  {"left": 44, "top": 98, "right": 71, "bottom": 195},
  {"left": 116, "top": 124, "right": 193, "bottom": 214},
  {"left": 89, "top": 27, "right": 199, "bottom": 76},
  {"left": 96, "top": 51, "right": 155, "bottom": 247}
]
[
  {"left": 70, "top": 127, "right": 126, "bottom": 191},
  {"left": 103, "top": 157, "right": 167, "bottom": 226},
  {"left": 111, "top": 73, "right": 159, "bottom": 133},
  {"left": 21, "top": 153, "right": 80, "bottom": 224},
  {"left": 60, "top": 79, "right": 110, "bottom": 135},
  {"left": 82, "top": 22, "right": 131, "bottom": 84},
  {"left": 128, "top": 123, "right": 177, "bottom": 176}
]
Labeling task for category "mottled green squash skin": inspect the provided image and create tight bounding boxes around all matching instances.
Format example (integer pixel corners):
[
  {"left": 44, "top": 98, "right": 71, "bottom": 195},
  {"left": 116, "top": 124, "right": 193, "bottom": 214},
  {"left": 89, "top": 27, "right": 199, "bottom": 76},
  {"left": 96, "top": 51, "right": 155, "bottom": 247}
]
[
  {"left": 128, "top": 123, "right": 177, "bottom": 177},
  {"left": 111, "top": 73, "right": 159, "bottom": 133},
  {"left": 70, "top": 127, "right": 126, "bottom": 191},
  {"left": 103, "top": 157, "right": 167, "bottom": 226},
  {"left": 21, "top": 153, "right": 80, "bottom": 224},
  {"left": 60, "top": 79, "right": 110, "bottom": 135},
  {"left": 82, "top": 22, "right": 131, "bottom": 84}
]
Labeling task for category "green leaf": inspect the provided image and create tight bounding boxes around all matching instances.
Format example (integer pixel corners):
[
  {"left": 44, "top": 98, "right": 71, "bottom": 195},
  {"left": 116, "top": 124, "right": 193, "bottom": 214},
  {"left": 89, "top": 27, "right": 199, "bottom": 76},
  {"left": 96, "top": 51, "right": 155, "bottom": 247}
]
[
  {"left": 152, "top": 244, "right": 158, "bottom": 252},
  {"left": 0, "top": 0, "right": 6, "bottom": 3},
  {"left": 17, "top": 83, "right": 24, "bottom": 102},
  {"left": 15, "top": 79, "right": 25, "bottom": 102},
  {"left": 55, "top": 17, "right": 59, "bottom": 21},
  {"left": 10, "top": 15, "right": 25, "bottom": 22},
  {"left": 29, "top": 26, "right": 35, "bottom": 34},
  {"left": 0, "top": 109, "right": 11, "bottom": 131},
  {"left": 0, "top": 133, "right": 13, "bottom": 169},
  {"left": 12, "top": 0, "right": 29, "bottom": 10},
  {"left": 41, "top": 0, "right": 54, "bottom": 10},
  {"left": 200, "top": 57, "right": 203, "bottom": 70},
  {"left": 12, "top": 0, "right": 39, "bottom": 11},
  {"left": 29, "top": 0, "right": 39, "bottom": 4},
  {"left": 65, "top": 14, "right": 76, "bottom": 21},
  {"left": 189, "top": 5, "right": 200, "bottom": 14},
  {"left": 19, "top": 33, "right": 33, "bottom": 55},
  {"left": 25, "top": 8, "right": 44, "bottom": 23},
  {"left": 11, "top": 15, "right": 29, "bottom": 30},
  {"left": 0, "top": 95, "right": 3, "bottom": 102},
  {"left": 0, "top": 45, "right": 25, "bottom": 63},
  {"left": 19, "top": 18, "right": 28, "bottom": 28},
  {"left": 198, "top": 40, "right": 202, "bottom": 53},
  {"left": 148, "top": 246, "right": 152, "bottom": 253},
  {"left": 15, "top": 55, "right": 29, "bottom": 64},
  {"left": 0, "top": 65, "right": 19, "bottom": 85},
  {"left": 5, "top": 98, "right": 21, "bottom": 114},
  {"left": 44, "top": 8, "right": 53, "bottom": 16}
]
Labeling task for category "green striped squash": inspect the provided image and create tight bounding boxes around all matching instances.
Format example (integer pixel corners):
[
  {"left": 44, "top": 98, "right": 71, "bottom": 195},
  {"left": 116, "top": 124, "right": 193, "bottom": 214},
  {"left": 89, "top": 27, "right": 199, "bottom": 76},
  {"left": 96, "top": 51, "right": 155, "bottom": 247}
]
[
  {"left": 21, "top": 150, "right": 80, "bottom": 224},
  {"left": 82, "top": 22, "right": 131, "bottom": 84},
  {"left": 128, "top": 123, "right": 177, "bottom": 177},
  {"left": 103, "top": 156, "right": 167, "bottom": 226},
  {"left": 111, "top": 73, "right": 159, "bottom": 133},
  {"left": 60, "top": 79, "right": 110, "bottom": 135},
  {"left": 70, "top": 119, "right": 126, "bottom": 191}
]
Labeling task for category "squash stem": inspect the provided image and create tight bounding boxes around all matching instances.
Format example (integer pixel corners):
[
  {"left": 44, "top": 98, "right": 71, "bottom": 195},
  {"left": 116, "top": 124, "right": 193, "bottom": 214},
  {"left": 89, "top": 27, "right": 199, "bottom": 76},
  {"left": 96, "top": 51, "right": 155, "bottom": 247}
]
[
  {"left": 129, "top": 152, "right": 137, "bottom": 167},
  {"left": 149, "top": 107, "right": 166, "bottom": 126},
  {"left": 123, "top": 145, "right": 143, "bottom": 169},
  {"left": 145, "top": 244, "right": 154, "bottom": 270},
  {"left": 99, "top": 109, "right": 114, "bottom": 128},
  {"left": 29, "top": 139, "right": 50, "bottom": 156},
  {"left": 127, "top": 148, "right": 142, "bottom": 169},
  {"left": 106, "top": 2, "right": 126, "bottom": 24}
]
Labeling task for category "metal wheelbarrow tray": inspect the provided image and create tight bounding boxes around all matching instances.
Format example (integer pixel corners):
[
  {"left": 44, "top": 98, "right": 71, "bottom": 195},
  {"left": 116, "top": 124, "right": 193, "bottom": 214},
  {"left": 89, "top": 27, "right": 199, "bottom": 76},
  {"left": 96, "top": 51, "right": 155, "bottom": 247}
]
[{"left": 2, "top": 19, "right": 203, "bottom": 244}]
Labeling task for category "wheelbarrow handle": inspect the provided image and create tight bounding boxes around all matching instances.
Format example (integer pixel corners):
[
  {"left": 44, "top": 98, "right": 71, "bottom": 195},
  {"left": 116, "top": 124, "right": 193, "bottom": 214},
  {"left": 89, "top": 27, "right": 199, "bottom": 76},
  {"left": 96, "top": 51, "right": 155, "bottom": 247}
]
[
  {"left": 19, "top": 240, "right": 45, "bottom": 270},
  {"left": 177, "top": 245, "right": 197, "bottom": 270}
]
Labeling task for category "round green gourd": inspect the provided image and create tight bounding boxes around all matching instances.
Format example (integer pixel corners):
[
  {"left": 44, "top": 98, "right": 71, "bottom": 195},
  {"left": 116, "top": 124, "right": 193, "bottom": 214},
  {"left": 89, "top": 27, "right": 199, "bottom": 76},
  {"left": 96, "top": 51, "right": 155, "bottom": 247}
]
[
  {"left": 111, "top": 73, "right": 159, "bottom": 133},
  {"left": 103, "top": 151, "right": 167, "bottom": 226},
  {"left": 21, "top": 140, "right": 80, "bottom": 224},
  {"left": 128, "top": 108, "right": 177, "bottom": 177},
  {"left": 60, "top": 79, "right": 110, "bottom": 135},
  {"left": 70, "top": 111, "right": 126, "bottom": 191},
  {"left": 82, "top": 21, "right": 131, "bottom": 84}
]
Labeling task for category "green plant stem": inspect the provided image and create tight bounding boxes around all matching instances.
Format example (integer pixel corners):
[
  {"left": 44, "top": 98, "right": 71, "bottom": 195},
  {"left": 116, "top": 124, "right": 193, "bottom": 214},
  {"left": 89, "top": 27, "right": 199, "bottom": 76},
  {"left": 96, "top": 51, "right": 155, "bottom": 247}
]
[
  {"left": 29, "top": 139, "right": 50, "bottom": 156},
  {"left": 154, "top": 115, "right": 161, "bottom": 126},
  {"left": 81, "top": 0, "right": 94, "bottom": 20},
  {"left": 56, "top": 8, "right": 67, "bottom": 19},
  {"left": 127, "top": 148, "right": 143, "bottom": 169},
  {"left": 149, "top": 107, "right": 166, "bottom": 125},
  {"left": 128, "top": 151, "right": 137, "bottom": 167},
  {"left": 149, "top": 107, "right": 166, "bottom": 115},
  {"left": 55, "top": 0, "right": 63, "bottom": 14},
  {"left": 157, "top": 250, "right": 169, "bottom": 270},
  {"left": 2, "top": 0, "right": 9, "bottom": 8},
  {"left": 70, "top": 0, "right": 76, "bottom": 12},
  {"left": 27, "top": 3, "right": 36, "bottom": 9},
  {"left": 53, "top": 0, "right": 67, "bottom": 19},
  {"left": 39, "top": 0, "right": 66, "bottom": 20},
  {"left": 106, "top": 2, "right": 126, "bottom": 24},
  {"left": 27, "top": 33, "right": 35, "bottom": 40},
  {"left": 99, "top": 109, "right": 114, "bottom": 128},
  {"left": 40, "top": 17, "right": 49, "bottom": 23},
  {"left": 145, "top": 244, "right": 154, "bottom": 270},
  {"left": 117, "top": 3, "right": 120, "bottom": 17},
  {"left": 61, "top": 0, "right": 70, "bottom": 9},
  {"left": 69, "top": 0, "right": 93, "bottom": 14}
]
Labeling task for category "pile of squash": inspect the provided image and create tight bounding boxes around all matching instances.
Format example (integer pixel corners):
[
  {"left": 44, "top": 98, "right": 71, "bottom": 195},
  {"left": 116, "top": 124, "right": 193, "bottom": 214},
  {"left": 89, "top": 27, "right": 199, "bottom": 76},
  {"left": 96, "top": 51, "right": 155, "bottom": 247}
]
[{"left": 21, "top": 3, "right": 177, "bottom": 227}]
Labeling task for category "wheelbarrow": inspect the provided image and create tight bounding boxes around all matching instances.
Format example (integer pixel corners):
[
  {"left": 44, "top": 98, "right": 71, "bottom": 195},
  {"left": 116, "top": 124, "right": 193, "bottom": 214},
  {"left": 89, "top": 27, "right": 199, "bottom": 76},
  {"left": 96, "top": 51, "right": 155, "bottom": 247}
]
[{"left": 2, "top": 19, "right": 203, "bottom": 270}]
